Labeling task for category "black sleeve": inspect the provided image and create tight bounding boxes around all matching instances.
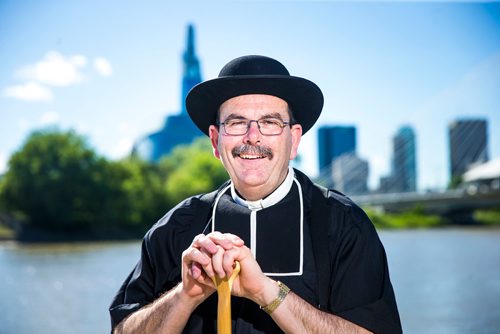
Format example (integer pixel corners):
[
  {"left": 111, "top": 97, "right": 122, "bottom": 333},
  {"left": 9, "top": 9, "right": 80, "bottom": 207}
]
[
  {"left": 328, "top": 203, "right": 402, "bottom": 334},
  {"left": 108, "top": 196, "right": 212, "bottom": 331},
  {"left": 109, "top": 238, "right": 156, "bottom": 330}
]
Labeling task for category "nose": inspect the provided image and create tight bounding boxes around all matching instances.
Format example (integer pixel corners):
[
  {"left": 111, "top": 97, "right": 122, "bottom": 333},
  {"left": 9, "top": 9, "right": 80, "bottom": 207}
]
[{"left": 244, "top": 120, "right": 261, "bottom": 144}]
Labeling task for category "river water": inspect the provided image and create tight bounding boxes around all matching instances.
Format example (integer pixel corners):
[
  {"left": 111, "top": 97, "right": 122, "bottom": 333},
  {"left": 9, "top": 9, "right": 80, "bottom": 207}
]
[{"left": 0, "top": 228, "right": 499, "bottom": 334}]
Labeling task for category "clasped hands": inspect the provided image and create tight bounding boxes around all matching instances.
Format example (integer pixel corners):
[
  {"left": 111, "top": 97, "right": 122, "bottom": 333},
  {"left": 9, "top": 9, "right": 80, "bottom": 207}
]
[{"left": 181, "top": 231, "right": 275, "bottom": 306}]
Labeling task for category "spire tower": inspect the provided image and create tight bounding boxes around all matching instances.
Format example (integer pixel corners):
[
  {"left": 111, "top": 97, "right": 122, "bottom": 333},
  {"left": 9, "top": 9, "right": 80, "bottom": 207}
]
[{"left": 181, "top": 24, "right": 202, "bottom": 114}]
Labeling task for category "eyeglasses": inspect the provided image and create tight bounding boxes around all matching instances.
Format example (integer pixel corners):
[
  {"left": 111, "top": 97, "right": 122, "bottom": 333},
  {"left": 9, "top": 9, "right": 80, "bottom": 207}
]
[{"left": 218, "top": 117, "right": 291, "bottom": 136}]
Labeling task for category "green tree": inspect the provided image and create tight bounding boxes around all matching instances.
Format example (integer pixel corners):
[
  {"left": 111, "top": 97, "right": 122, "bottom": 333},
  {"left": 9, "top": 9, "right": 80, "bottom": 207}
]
[
  {"left": 118, "top": 157, "right": 169, "bottom": 230},
  {"left": 0, "top": 129, "right": 127, "bottom": 234},
  {"left": 162, "top": 138, "right": 228, "bottom": 205},
  {"left": 0, "top": 130, "right": 234, "bottom": 239}
]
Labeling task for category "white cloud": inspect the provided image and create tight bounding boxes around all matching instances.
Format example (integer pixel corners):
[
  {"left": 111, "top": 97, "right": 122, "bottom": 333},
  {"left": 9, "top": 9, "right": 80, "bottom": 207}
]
[
  {"left": 93, "top": 57, "right": 112, "bottom": 77},
  {"left": 3, "top": 51, "right": 113, "bottom": 103},
  {"left": 16, "top": 51, "right": 87, "bottom": 86},
  {"left": 3, "top": 82, "right": 53, "bottom": 101},
  {"left": 39, "top": 111, "right": 60, "bottom": 125},
  {"left": 71, "top": 55, "right": 87, "bottom": 67}
]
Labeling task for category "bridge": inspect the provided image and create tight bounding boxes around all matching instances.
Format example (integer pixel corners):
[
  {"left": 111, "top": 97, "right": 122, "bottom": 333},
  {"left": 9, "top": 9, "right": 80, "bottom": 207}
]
[
  {"left": 314, "top": 156, "right": 500, "bottom": 222},
  {"left": 350, "top": 188, "right": 500, "bottom": 216}
]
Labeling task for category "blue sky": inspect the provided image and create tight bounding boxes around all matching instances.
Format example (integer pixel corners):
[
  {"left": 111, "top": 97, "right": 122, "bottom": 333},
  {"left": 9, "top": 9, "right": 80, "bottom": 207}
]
[{"left": 1, "top": 0, "right": 499, "bottom": 190}]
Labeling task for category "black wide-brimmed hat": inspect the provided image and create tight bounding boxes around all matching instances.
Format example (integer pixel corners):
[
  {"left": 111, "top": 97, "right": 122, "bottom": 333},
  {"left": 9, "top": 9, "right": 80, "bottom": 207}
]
[{"left": 185, "top": 55, "right": 324, "bottom": 136}]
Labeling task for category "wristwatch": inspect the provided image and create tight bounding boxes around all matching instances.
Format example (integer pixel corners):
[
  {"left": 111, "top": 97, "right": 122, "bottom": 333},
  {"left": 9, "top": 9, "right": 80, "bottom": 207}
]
[{"left": 260, "top": 281, "right": 290, "bottom": 315}]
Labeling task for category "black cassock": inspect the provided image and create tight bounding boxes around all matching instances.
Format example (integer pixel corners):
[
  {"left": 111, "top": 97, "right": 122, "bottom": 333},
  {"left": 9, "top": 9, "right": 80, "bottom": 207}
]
[{"left": 110, "top": 169, "right": 402, "bottom": 333}]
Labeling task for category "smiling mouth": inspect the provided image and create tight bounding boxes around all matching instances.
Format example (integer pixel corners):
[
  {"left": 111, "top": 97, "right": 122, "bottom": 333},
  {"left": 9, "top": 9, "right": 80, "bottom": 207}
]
[
  {"left": 239, "top": 154, "right": 266, "bottom": 160},
  {"left": 232, "top": 144, "right": 273, "bottom": 160}
]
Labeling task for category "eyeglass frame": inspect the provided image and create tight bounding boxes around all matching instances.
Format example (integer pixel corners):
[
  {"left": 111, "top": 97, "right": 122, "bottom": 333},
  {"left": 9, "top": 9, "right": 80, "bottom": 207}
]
[{"left": 216, "top": 116, "right": 294, "bottom": 136}]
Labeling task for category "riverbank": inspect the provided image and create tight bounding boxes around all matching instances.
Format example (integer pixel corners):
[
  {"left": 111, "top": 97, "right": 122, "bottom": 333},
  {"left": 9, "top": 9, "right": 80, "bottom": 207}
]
[
  {"left": 365, "top": 207, "right": 500, "bottom": 229},
  {"left": 1, "top": 208, "right": 499, "bottom": 242},
  {"left": 0, "top": 221, "right": 145, "bottom": 243},
  {"left": 0, "top": 223, "right": 15, "bottom": 240}
]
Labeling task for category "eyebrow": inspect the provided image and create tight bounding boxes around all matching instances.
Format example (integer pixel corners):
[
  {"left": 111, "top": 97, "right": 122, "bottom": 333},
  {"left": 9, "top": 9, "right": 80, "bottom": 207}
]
[{"left": 222, "top": 112, "right": 285, "bottom": 121}]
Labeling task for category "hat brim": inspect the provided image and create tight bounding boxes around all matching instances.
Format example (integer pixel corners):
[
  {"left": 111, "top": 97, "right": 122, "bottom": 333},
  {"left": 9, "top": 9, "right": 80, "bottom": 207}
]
[{"left": 186, "top": 75, "right": 324, "bottom": 136}]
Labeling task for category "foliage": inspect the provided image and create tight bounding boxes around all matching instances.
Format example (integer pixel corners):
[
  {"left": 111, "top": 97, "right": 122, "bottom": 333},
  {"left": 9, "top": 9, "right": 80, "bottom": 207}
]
[
  {"left": 0, "top": 129, "right": 229, "bottom": 239},
  {"left": 0, "top": 176, "right": 5, "bottom": 211},
  {"left": 365, "top": 206, "right": 445, "bottom": 229},
  {"left": 117, "top": 157, "right": 169, "bottom": 230},
  {"left": 474, "top": 208, "right": 500, "bottom": 225},
  {"left": 162, "top": 137, "right": 228, "bottom": 205},
  {"left": 0, "top": 129, "right": 128, "bottom": 234},
  {"left": 0, "top": 221, "right": 15, "bottom": 239}
]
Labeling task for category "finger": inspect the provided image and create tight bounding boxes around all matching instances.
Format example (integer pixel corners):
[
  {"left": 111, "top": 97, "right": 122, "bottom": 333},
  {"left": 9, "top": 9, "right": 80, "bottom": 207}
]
[
  {"left": 198, "top": 273, "right": 216, "bottom": 289},
  {"left": 212, "top": 245, "right": 226, "bottom": 278},
  {"left": 221, "top": 247, "right": 242, "bottom": 276},
  {"left": 190, "top": 262, "right": 203, "bottom": 279},
  {"left": 191, "top": 264, "right": 216, "bottom": 289},
  {"left": 191, "top": 234, "right": 205, "bottom": 245},
  {"left": 207, "top": 232, "right": 245, "bottom": 250},
  {"left": 193, "top": 234, "right": 219, "bottom": 255},
  {"left": 182, "top": 247, "right": 214, "bottom": 280},
  {"left": 199, "top": 248, "right": 216, "bottom": 278},
  {"left": 192, "top": 265, "right": 207, "bottom": 283},
  {"left": 183, "top": 247, "right": 211, "bottom": 267},
  {"left": 221, "top": 233, "right": 245, "bottom": 247}
]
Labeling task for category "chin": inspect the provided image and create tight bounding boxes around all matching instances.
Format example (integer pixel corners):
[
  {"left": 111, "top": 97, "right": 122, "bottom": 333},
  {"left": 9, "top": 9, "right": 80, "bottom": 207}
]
[{"left": 235, "top": 170, "right": 271, "bottom": 187}]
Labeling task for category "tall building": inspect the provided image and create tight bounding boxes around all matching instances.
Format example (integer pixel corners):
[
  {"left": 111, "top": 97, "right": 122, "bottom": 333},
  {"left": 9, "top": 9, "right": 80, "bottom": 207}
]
[
  {"left": 379, "top": 126, "right": 417, "bottom": 193},
  {"left": 317, "top": 125, "right": 356, "bottom": 174},
  {"left": 393, "top": 126, "right": 417, "bottom": 192},
  {"left": 449, "top": 119, "right": 488, "bottom": 179},
  {"left": 181, "top": 25, "right": 202, "bottom": 115},
  {"left": 332, "top": 152, "right": 369, "bottom": 195},
  {"left": 133, "top": 24, "right": 204, "bottom": 162}
]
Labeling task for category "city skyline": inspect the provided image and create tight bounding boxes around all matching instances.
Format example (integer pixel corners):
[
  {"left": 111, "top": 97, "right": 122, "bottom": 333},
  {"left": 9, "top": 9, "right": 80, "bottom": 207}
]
[{"left": 1, "top": 1, "right": 499, "bottom": 191}]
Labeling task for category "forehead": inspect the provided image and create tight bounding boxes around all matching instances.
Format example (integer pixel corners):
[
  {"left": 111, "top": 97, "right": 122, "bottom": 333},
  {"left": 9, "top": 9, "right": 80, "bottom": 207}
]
[{"left": 219, "top": 94, "right": 289, "bottom": 118}]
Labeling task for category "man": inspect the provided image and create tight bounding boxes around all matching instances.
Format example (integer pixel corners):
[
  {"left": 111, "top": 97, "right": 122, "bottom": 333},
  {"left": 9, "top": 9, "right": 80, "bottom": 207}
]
[{"left": 110, "top": 55, "right": 402, "bottom": 333}]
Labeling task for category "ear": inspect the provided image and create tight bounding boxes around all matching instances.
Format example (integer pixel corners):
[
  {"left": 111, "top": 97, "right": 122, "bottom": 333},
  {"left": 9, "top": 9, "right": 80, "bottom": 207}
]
[
  {"left": 209, "top": 125, "right": 221, "bottom": 159},
  {"left": 289, "top": 124, "right": 302, "bottom": 160}
]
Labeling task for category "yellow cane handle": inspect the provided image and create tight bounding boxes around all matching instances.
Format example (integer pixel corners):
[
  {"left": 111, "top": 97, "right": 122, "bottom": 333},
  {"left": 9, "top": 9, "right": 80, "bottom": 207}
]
[{"left": 211, "top": 261, "right": 241, "bottom": 334}]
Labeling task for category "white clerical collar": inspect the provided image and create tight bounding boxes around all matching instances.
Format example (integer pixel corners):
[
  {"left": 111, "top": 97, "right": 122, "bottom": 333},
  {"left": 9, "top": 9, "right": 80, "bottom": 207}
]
[{"left": 231, "top": 166, "right": 295, "bottom": 210}]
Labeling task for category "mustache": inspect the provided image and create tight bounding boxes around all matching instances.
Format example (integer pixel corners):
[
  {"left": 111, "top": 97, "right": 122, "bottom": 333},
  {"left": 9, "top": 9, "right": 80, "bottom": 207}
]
[{"left": 232, "top": 144, "right": 273, "bottom": 159}]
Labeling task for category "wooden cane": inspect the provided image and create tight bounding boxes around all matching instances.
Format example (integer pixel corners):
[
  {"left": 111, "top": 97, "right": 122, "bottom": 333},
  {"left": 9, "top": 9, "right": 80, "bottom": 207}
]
[{"left": 211, "top": 261, "right": 241, "bottom": 334}]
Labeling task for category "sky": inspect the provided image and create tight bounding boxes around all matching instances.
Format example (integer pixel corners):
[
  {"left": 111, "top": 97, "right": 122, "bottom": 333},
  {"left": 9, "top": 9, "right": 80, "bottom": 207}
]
[{"left": 1, "top": 0, "right": 499, "bottom": 191}]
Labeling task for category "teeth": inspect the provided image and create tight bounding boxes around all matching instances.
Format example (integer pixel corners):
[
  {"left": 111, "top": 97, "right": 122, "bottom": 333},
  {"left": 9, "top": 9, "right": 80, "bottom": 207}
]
[{"left": 240, "top": 154, "right": 263, "bottom": 159}]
